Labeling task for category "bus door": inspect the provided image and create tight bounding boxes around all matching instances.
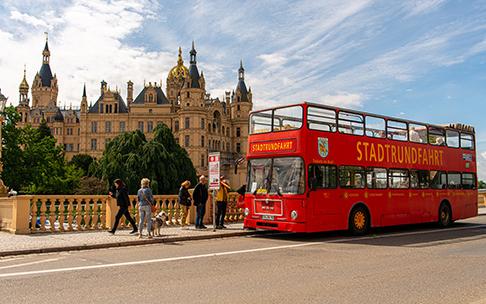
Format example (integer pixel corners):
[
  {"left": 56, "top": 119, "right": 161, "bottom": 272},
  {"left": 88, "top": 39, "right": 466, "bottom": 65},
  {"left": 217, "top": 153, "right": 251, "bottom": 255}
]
[
  {"left": 384, "top": 169, "right": 412, "bottom": 225},
  {"left": 308, "top": 164, "right": 341, "bottom": 230}
]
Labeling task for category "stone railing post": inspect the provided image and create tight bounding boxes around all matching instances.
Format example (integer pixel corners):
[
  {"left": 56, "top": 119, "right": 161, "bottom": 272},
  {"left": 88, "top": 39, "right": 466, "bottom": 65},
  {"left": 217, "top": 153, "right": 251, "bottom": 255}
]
[
  {"left": 12, "top": 195, "right": 33, "bottom": 234},
  {"left": 105, "top": 196, "right": 117, "bottom": 230}
]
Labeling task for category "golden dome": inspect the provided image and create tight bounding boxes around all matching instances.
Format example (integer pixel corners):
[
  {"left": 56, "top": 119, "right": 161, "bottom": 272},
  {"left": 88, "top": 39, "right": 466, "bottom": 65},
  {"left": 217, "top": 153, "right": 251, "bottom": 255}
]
[
  {"left": 168, "top": 47, "right": 189, "bottom": 80},
  {"left": 19, "top": 67, "right": 29, "bottom": 90}
]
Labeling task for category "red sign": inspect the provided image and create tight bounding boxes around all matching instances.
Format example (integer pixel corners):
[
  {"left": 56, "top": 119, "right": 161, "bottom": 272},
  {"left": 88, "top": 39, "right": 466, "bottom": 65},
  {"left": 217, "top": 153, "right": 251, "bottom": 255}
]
[
  {"left": 249, "top": 139, "right": 296, "bottom": 154},
  {"left": 254, "top": 199, "right": 283, "bottom": 216}
]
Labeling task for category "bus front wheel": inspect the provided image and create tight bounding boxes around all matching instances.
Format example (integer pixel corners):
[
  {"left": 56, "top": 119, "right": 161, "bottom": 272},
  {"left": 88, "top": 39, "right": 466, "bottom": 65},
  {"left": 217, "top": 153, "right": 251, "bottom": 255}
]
[
  {"left": 438, "top": 202, "right": 452, "bottom": 228},
  {"left": 349, "top": 206, "right": 370, "bottom": 236}
]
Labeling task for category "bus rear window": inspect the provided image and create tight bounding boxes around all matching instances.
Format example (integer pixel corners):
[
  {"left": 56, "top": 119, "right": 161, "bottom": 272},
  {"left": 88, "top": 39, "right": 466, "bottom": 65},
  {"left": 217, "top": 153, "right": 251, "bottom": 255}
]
[{"left": 460, "top": 133, "right": 474, "bottom": 150}]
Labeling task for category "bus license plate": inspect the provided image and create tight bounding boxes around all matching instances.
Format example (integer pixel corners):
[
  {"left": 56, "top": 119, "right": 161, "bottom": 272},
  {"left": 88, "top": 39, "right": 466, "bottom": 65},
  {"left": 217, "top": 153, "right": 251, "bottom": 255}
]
[{"left": 262, "top": 215, "right": 274, "bottom": 221}]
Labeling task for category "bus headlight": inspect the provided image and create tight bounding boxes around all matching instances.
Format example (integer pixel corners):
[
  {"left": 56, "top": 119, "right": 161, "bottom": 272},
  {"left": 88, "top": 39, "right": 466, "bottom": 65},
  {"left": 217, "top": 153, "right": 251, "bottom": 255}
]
[
  {"left": 290, "top": 210, "right": 298, "bottom": 220},
  {"left": 244, "top": 208, "right": 250, "bottom": 216}
]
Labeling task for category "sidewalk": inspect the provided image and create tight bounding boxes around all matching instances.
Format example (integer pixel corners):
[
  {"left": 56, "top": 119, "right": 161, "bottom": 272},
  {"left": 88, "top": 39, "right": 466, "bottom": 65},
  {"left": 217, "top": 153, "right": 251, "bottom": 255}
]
[{"left": 0, "top": 223, "right": 257, "bottom": 257}]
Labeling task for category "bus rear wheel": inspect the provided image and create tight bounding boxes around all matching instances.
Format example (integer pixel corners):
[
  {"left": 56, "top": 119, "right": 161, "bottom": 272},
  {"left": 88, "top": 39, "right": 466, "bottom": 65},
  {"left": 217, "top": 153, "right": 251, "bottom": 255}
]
[
  {"left": 349, "top": 206, "right": 370, "bottom": 236},
  {"left": 438, "top": 203, "right": 452, "bottom": 228}
]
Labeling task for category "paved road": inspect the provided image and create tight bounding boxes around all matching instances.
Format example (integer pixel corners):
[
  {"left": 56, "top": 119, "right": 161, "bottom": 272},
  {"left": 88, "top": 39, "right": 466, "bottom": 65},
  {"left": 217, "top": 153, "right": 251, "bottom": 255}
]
[{"left": 1, "top": 217, "right": 486, "bottom": 304}]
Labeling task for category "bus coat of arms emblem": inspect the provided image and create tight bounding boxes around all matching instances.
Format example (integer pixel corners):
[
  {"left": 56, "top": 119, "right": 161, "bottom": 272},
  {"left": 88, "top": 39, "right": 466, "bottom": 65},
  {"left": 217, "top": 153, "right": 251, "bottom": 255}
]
[{"left": 318, "top": 137, "right": 329, "bottom": 158}]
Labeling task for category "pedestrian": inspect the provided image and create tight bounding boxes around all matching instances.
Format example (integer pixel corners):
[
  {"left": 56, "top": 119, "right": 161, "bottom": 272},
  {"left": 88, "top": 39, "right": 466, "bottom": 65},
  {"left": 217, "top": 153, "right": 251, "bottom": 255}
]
[
  {"left": 108, "top": 179, "right": 138, "bottom": 235},
  {"left": 137, "top": 178, "right": 154, "bottom": 239},
  {"left": 215, "top": 176, "right": 230, "bottom": 229},
  {"left": 193, "top": 175, "right": 209, "bottom": 229},
  {"left": 178, "top": 180, "right": 192, "bottom": 228}
]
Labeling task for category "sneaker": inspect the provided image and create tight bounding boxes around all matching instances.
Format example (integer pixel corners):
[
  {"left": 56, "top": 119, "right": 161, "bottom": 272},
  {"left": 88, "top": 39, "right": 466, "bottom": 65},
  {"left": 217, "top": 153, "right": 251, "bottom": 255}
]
[
  {"left": 200, "top": 225, "right": 208, "bottom": 229},
  {"left": 221, "top": 225, "right": 227, "bottom": 229},
  {"left": 215, "top": 226, "right": 223, "bottom": 229},
  {"left": 107, "top": 230, "right": 115, "bottom": 235},
  {"left": 130, "top": 229, "right": 138, "bottom": 235}
]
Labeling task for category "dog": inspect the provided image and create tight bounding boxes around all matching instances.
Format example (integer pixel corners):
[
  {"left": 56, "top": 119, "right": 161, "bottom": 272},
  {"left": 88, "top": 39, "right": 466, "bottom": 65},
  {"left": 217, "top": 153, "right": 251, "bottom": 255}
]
[{"left": 151, "top": 211, "right": 168, "bottom": 237}]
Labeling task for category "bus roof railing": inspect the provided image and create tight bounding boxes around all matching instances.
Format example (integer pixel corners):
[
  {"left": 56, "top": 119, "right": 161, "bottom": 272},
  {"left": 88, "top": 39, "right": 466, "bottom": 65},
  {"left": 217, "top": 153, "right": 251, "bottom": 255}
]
[{"left": 250, "top": 102, "right": 475, "bottom": 135}]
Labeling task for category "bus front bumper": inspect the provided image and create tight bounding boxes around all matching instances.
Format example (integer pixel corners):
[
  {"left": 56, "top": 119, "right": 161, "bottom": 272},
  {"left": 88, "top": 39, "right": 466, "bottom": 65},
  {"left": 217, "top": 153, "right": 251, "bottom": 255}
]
[{"left": 244, "top": 218, "right": 306, "bottom": 233}]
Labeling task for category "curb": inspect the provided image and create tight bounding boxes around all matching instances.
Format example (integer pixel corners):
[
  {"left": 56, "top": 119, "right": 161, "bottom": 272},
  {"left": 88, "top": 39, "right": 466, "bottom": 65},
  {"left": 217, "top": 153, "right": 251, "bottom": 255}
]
[{"left": 0, "top": 230, "right": 261, "bottom": 258}]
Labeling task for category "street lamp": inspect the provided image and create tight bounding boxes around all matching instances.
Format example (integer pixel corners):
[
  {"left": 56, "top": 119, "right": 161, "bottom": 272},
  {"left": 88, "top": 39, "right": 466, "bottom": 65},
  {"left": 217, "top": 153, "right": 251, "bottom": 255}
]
[{"left": 0, "top": 88, "right": 8, "bottom": 196}]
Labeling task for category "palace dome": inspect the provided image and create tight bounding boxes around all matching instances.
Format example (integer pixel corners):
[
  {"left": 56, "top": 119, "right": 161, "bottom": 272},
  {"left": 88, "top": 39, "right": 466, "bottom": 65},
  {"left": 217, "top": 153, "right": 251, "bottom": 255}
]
[{"left": 168, "top": 47, "right": 189, "bottom": 80}]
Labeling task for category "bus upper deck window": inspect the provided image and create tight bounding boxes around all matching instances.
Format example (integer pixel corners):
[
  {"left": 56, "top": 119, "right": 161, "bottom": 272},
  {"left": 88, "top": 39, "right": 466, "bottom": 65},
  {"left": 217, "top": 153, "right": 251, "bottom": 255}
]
[
  {"left": 273, "top": 106, "right": 303, "bottom": 131},
  {"left": 460, "top": 133, "right": 474, "bottom": 150},
  {"left": 446, "top": 130, "right": 460, "bottom": 148},
  {"left": 307, "top": 107, "right": 336, "bottom": 132},
  {"left": 387, "top": 120, "right": 408, "bottom": 141},
  {"left": 409, "top": 123, "right": 427, "bottom": 143},
  {"left": 338, "top": 112, "right": 364, "bottom": 136},
  {"left": 250, "top": 110, "right": 272, "bottom": 134},
  {"left": 365, "top": 116, "right": 385, "bottom": 138},
  {"left": 428, "top": 127, "right": 446, "bottom": 146}
]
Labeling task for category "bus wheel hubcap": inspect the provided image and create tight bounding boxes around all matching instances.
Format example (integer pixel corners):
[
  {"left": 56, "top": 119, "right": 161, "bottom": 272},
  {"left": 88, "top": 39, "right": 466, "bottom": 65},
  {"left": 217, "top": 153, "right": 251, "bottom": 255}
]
[{"left": 354, "top": 212, "right": 366, "bottom": 230}]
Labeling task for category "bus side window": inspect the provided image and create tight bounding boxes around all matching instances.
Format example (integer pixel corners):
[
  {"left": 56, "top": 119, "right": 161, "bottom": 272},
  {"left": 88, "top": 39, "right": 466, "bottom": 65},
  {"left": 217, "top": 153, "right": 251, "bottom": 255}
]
[
  {"left": 309, "top": 165, "right": 337, "bottom": 189},
  {"left": 410, "top": 170, "right": 429, "bottom": 189},
  {"left": 462, "top": 173, "right": 476, "bottom": 190},
  {"left": 388, "top": 169, "right": 409, "bottom": 189},
  {"left": 446, "top": 130, "right": 460, "bottom": 148},
  {"left": 339, "top": 166, "right": 365, "bottom": 189},
  {"left": 447, "top": 172, "right": 461, "bottom": 189},
  {"left": 430, "top": 171, "right": 447, "bottom": 189},
  {"left": 307, "top": 107, "right": 337, "bottom": 132},
  {"left": 366, "top": 167, "right": 387, "bottom": 189}
]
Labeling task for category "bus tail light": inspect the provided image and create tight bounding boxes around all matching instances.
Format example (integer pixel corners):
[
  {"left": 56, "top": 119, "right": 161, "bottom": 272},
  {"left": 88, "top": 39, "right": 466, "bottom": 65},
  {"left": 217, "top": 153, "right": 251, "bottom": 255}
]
[{"left": 291, "top": 210, "right": 298, "bottom": 220}]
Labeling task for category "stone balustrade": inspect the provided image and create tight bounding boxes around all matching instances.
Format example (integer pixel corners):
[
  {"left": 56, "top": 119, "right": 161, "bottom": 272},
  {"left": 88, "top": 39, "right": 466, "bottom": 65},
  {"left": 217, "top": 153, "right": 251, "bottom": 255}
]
[{"left": 0, "top": 192, "right": 244, "bottom": 234}]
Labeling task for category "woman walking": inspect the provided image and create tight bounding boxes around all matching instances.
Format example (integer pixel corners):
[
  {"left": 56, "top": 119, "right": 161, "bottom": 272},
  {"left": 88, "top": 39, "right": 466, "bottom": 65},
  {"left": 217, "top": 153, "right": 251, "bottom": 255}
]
[
  {"left": 137, "top": 178, "right": 154, "bottom": 239},
  {"left": 108, "top": 179, "right": 138, "bottom": 235},
  {"left": 178, "top": 180, "right": 192, "bottom": 227}
]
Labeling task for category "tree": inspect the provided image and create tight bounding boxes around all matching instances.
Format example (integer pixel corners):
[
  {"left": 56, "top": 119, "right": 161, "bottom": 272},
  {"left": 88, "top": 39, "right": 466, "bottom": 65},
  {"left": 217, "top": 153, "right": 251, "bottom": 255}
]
[
  {"left": 74, "top": 176, "right": 108, "bottom": 194},
  {"left": 69, "top": 154, "right": 95, "bottom": 176},
  {"left": 1, "top": 106, "right": 26, "bottom": 191},
  {"left": 93, "top": 124, "right": 197, "bottom": 194},
  {"left": 479, "top": 180, "right": 486, "bottom": 189}
]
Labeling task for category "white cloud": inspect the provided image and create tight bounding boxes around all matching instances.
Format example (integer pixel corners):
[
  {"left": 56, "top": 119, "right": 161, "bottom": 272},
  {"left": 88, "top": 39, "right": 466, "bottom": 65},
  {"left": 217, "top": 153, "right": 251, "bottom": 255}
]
[
  {"left": 257, "top": 53, "right": 287, "bottom": 67},
  {"left": 404, "top": 0, "right": 445, "bottom": 17},
  {"left": 10, "top": 10, "right": 48, "bottom": 28},
  {"left": 319, "top": 93, "right": 364, "bottom": 108}
]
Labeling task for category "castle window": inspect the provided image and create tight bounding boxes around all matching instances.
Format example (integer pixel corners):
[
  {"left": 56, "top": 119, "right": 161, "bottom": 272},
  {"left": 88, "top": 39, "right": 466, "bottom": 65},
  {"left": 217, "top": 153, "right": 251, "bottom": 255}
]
[
  {"left": 91, "top": 139, "right": 97, "bottom": 151},
  {"left": 236, "top": 143, "right": 241, "bottom": 153},
  {"left": 120, "top": 121, "right": 126, "bottom": 133},
  {"left": 114, "top": 104, "right": 118, "bottom": 113},
  {"left": 222, "top": 126, "right": 225, "bottom": 135},
  {"left": 78, "top": 128, "right": 80, "bottom": 135},
  {"left": 20, "top": 113, "right": 23, "bottom": 121},
  {"left": 109, "top": 104, "right": 113, "bottom": 113},
  {"left": 185, "top": 117, "right": 190, "bottom": 129},
  {"left": 184, "top": 135, "right": 190, "bottom": 147},
  {"left": 201, "top": 118, "right": 205, "bottom": 129},
  {"left": 200, "top": 153, "right": 205, "bottom": 167},
  {"left": 105, "top": 105, "right": 109, "bottom": 113},
  {"left": 236, "top": 127, "right": 241, "bottom": 137},
  {"left": 175, "top": 137, "right": 179, "bottom": 145},
  {"left": 187, "top": 92, "right": 190, "bottom": 98},
  {"left": 175, "top": 120, "right": 179, "bottom": 131},
  {"left": 208, "top": 123, "right": 211, "bottom": 132},
  {"left": 226, "top": 142, "right": 230, "bottom": 151},
  {"left": 149, "top": 94, "right": 154, "bottom": 103},
  {"left": 91, "top": 121, "right": 98, "bottom": 133},
  {"left": 226, "top": 128, "right": 230, "bottom": 137},
  {"left": 201, "top": 135, "right": 205, "bottom": 147},
  {"left": 138, "top": 121, "right": 144, "bottom": 132},
  {"left": 105, "top": 121, "right": 112, "bottom": 133},
  {"left": 237, "top": 105, "right": 240, "bottom": 111},
  {"left": 147, "top": 121, "right": 153, "bottom": 133},
  {"left": 237, "top": 96, "right": 240, "bottom": 102}
]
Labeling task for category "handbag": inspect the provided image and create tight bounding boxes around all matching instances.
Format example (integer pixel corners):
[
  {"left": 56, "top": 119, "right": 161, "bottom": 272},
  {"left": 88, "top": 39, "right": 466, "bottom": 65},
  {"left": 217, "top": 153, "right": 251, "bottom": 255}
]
[{"left": 142, "top": 190, "right": 156, "bottom": 213}]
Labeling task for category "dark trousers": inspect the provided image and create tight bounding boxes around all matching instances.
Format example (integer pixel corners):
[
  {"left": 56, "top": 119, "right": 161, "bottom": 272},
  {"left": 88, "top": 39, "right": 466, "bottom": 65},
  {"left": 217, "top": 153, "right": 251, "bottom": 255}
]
[
  {"left": 216, "top": 201, "right": 227, "bottom": 227},
  {"left": 195, "top": 203, "right": 206, "bottom": 227},
  {"left": 112, "top": 206, "right": 137, "bottom": 232}
]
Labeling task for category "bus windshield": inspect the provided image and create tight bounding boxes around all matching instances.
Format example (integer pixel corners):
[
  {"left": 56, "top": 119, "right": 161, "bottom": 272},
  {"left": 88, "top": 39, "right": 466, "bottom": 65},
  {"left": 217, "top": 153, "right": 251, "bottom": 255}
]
[
  {"left": 250, "top": 105, "right": 303, "bottom": 134},
  {"left": 247, "top": 157, "right": 305, "bottom": 195}
]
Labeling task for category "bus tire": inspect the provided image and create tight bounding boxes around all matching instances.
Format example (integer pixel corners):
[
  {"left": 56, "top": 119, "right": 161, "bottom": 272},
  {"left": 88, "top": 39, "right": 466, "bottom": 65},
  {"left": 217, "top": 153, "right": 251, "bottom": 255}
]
[
  {"left": 349, "top": 205, "right": 370, "bottom": 236},
  {"left": 438, "top": 202, "right": 452, "bottom": 228}
]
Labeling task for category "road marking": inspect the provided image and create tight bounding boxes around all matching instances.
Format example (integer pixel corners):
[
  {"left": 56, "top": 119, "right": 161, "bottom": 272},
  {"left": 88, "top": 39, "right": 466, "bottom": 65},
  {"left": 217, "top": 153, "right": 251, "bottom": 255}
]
[
  {"left": 0, "top": 257, "right": 25, "bottom": 263},
  {"left": 0, "top": 224, "right": 484, "bottom": 279},
  {"left": 0, "top": 258, "right": 61, "bottom": 270}
]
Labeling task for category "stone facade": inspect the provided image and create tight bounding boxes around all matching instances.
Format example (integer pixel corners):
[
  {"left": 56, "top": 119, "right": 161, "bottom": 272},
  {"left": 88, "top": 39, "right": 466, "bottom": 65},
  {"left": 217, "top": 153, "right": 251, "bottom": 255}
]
[{"left": 15, "top": 38, "right": 252, "bottom": 187}]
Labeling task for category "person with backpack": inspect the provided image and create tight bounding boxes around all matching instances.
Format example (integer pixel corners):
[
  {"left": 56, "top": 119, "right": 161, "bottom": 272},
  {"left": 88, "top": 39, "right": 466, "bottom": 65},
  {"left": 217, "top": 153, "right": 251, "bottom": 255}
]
[
  {"left": 108, "top": 179, "right": 138, "bottom": 235},
  {"left": 137, "top": 178, "right": 154, "bottom": 239}
]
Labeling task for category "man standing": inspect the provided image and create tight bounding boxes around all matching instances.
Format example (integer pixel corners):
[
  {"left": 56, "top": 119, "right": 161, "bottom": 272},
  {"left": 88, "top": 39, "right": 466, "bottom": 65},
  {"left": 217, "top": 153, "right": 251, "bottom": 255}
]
[
  {"left": 215, "top": 176, "right": 230, "bottom": 229},
  {"left": 108, "top": 179, "right": 138, "bottom": 235},
  {"left": 193, "top": 175, "right": 209, "bottom": 229}
]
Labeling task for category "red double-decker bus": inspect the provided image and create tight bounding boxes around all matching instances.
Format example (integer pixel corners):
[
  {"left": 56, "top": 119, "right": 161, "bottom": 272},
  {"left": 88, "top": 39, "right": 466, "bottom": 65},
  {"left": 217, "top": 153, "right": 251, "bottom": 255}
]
[{"left": 243, "top": 102, "right": 477, "bottom": 234}]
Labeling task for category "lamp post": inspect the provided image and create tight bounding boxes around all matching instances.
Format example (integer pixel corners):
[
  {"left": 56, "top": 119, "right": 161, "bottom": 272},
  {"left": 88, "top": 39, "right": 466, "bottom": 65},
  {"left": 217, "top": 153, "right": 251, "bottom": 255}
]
[{"left": 0, "top": 88, "right": 8, "bottom": 196}]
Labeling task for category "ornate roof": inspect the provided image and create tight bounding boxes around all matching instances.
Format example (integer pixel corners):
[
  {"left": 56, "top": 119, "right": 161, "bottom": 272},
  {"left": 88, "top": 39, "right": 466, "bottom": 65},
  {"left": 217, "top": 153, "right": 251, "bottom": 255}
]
[
  {"left": 168, "top": 47, "right": 189, "bottom": 81},
  {"left": 88, "top": 91, "right": 129, "bottom": 113},
  {"left": 19, "top": 68, "right": 29, "bottom": 90},
  {"left": 39, "top": 64, "right": 53, "bottom": 87},
  {"left": 189, "top": 41, "right": 200, "bottom": 88},
  {"left": 133, "top": 85, "right": 170, "bottom": 105}
]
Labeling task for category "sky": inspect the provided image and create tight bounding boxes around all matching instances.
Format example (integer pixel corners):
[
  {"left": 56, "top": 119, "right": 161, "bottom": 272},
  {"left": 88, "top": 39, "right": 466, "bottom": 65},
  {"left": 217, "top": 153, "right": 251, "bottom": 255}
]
[{"left": 0, "top": 0, "right": 485, "bottom": 180}]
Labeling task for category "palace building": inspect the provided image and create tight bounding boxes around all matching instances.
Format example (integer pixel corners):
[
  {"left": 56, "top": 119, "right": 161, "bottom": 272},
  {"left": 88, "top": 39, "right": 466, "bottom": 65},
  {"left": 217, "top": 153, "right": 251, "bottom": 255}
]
[{"left": 15, "top": 38, "right": 253, "bottom": 186}]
